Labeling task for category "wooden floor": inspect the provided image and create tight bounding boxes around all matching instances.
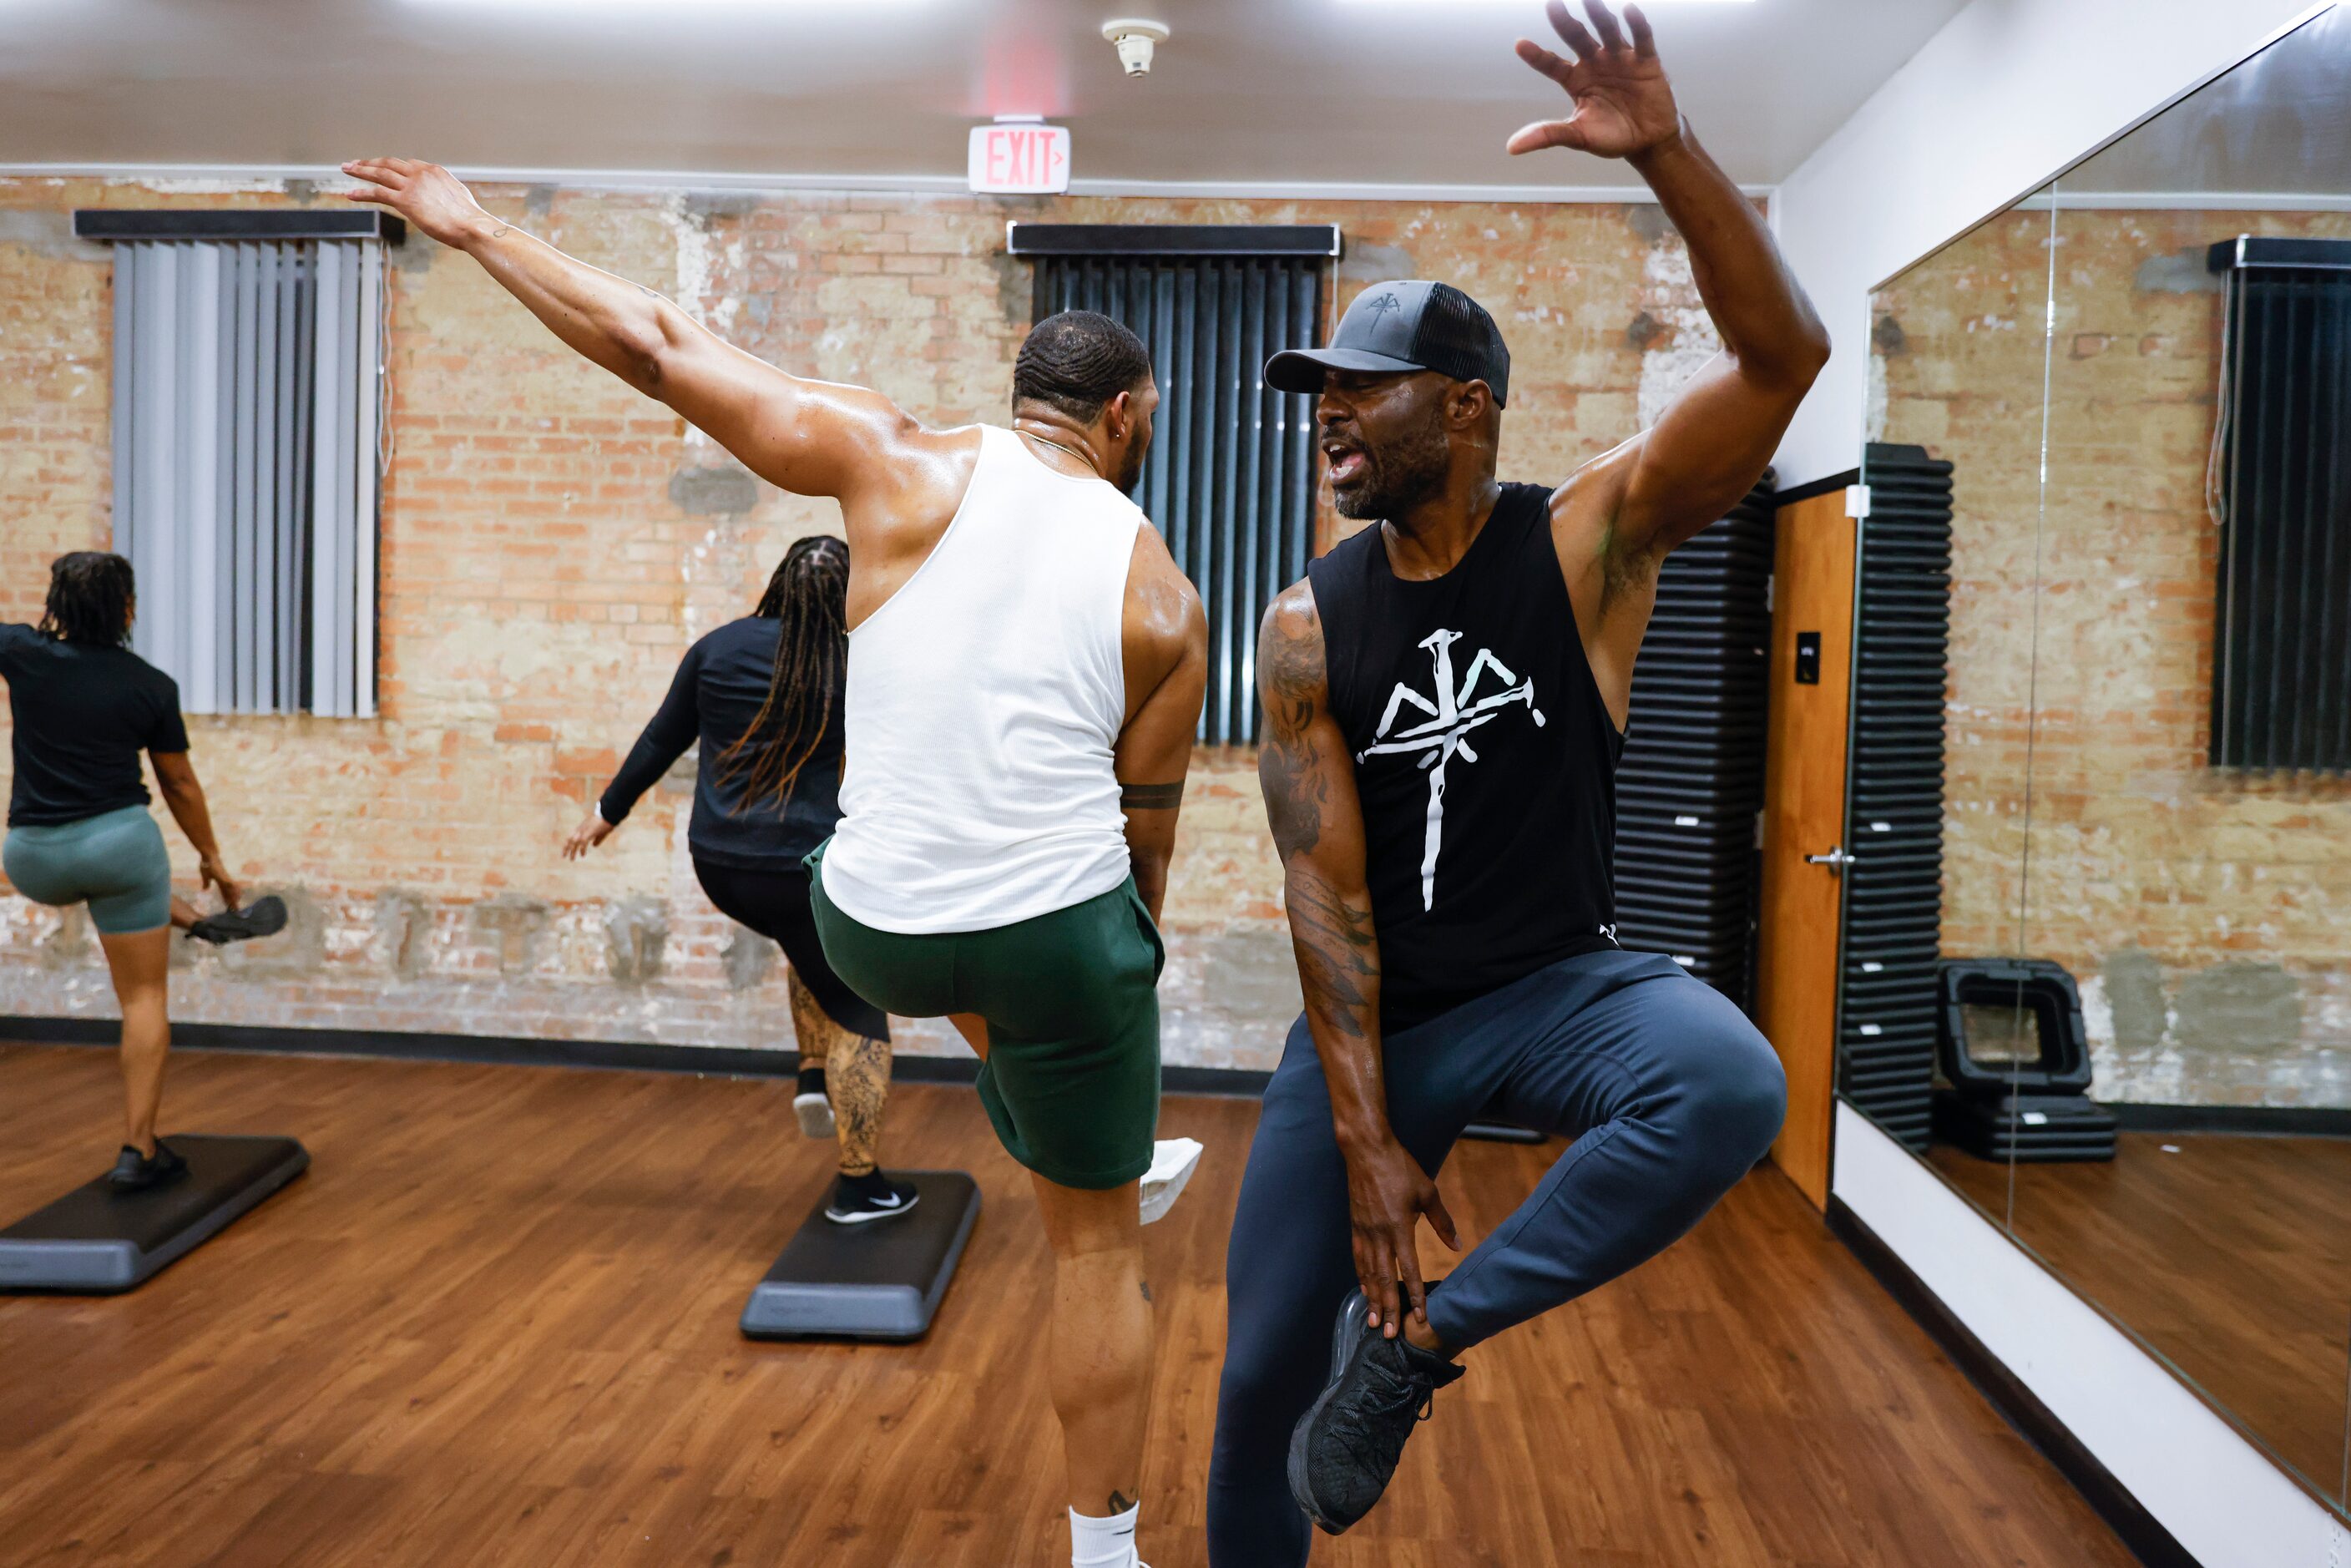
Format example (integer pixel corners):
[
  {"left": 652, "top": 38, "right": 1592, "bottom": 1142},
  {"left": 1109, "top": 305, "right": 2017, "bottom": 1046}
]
[
  {"left": 0, "top": 1044, "right": 2137, "bottom": 1567},
  {"left": 1933, "top": 1130, "right": 2351, "bottom": 1499}
]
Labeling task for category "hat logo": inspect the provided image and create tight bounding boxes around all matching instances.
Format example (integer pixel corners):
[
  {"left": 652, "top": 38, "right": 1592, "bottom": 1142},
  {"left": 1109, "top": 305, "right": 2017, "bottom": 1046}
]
[{"left": 1365, "top": 291, "right": 1403, "bottom": 325}]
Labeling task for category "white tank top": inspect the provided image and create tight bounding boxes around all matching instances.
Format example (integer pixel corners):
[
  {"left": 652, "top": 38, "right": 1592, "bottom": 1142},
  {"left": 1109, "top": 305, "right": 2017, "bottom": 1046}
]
[{"left": 819, "top": 423, "right": 1143, "bottom": 933}]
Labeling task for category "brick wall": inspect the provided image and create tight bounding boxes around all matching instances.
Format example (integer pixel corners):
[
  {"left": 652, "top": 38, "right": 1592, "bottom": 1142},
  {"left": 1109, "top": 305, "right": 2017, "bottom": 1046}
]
[
  {"left": 0, "top": 175, "right": 1712, "bottom": 1070},
  {"left": 1875, "top": 205, "right": 2351, "bottom": 1105}
]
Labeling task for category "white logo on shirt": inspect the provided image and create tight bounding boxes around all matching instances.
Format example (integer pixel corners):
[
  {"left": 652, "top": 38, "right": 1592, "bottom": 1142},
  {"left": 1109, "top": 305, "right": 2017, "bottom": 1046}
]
[{"left": 1357, "top": 628, "right": 1544, "bottom": 911}]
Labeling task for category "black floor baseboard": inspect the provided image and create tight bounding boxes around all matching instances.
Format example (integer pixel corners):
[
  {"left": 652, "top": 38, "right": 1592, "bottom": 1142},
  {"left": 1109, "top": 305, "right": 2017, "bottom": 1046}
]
[
  {"left": 2107, "top": 1100, "right": 2351, "bottom": 1139},
  {"left": 1825, "top": 1197, "right": 2197, "bottom": 1568},
  {"left": 0, "top": 1015, "right": 1277, "bottom": 1099}
]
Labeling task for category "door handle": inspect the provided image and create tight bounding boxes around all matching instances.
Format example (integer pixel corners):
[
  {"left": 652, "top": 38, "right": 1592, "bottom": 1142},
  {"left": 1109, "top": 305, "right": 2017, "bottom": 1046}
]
[{"left": 1805, "top": 846, "right": 1850, "bottom": 876}]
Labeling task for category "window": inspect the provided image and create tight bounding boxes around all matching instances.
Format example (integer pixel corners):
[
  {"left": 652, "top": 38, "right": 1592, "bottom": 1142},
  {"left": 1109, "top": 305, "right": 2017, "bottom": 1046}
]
[
  {"left": 78, "top": 210, "right": 397, "bottom": 718},
  {"left": 2206, "top": 235, "right": 2351, "bottom": 771},
  {"left": 1014, "top": 225, "right": 1333, "bottom": 746}
]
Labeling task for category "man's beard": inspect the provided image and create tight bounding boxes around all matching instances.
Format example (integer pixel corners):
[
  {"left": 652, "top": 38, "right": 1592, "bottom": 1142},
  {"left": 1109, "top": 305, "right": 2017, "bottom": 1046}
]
[
  {"left": 1115, "top": 442, "right": 1147, "bottom": 496},
  {"left": 1332, "top": 417, "right": 1449, "bottom": 520}
]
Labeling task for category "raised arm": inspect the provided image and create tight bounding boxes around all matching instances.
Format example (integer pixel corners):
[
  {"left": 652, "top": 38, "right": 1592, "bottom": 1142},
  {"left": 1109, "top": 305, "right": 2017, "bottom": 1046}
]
[
  {"left": 1510, "top": 2, "right": 1828, "bottom": 555},
  {"left": 1256, "top": 581, "right": 1457, "bottom": 1340},
  {"left": 343, "top": 159, "right": 916, "bottom": 503},
  {"left": 1111, "top": 537, "right": 1209, "bottom": 925}
]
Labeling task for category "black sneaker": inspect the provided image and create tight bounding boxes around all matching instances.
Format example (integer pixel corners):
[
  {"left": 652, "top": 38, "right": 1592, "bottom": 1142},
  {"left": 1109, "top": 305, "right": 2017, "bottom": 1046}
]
[
  {"left": 108, "top": 1140, "right": 189, "bottom": 1192},
  {"left": 823, "top": 1171, "right": 919, "bottom": 1226},
  {"left": 1287, "top": 1288, "right": 1464, "bottom": 1535},
  {"left": 187, "top": 895, "right": 288, "bottom": 946}
]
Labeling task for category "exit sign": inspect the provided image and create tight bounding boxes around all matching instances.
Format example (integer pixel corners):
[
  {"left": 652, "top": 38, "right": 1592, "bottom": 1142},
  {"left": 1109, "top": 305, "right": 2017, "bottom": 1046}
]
[{"left": 968, "top": 123, "right": 1070, "bottom": 195}]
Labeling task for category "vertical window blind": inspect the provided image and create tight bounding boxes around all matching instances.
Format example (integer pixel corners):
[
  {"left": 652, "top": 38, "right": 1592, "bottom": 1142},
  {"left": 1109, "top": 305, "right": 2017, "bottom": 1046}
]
[
  {"left": 98, "top": 220, "right": 389, "bottom": 718},
  {"left": 1017, "top": 226, "right": 1333, "bottom": 746},
  {"left": 2206, "top": 235, "right": 2351, "bottom": 771}
]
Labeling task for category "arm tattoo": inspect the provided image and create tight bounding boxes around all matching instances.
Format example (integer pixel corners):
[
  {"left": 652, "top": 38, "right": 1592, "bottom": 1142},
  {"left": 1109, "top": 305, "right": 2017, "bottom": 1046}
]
[
  {"left": 1257, "top": 598, "right": 1330, "bottom": 858},
  {"left": 1119, "top": 781, "right": 1185, "bottom": 810},
  {"left": 1257, "top": 591, "right": 1381, "bottom": 1041},
  {"left": 1287, "top": 871, "right": 1378, "bottom": 1040}
]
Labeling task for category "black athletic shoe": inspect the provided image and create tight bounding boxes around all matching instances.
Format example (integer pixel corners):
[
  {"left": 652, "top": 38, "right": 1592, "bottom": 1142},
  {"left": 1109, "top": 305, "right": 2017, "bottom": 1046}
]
[
  {"left": 186, "top": 895, "right": 288, "bottom": 946},
  {"left": 823, "top": 1171, "right": 920, "bottom": 1226},
  {"left": 1287, "top": 1288, "right": 1464, "bottom": 1535},
  {"left": 107, "top": 1140, "right": 189, "bottom": 1192}
]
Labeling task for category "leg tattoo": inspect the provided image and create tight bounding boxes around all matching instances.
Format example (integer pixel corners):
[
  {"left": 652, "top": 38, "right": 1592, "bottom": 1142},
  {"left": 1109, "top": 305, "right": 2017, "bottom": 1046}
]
[
  {"left": 785, "top": 970, "right": 830, "bottom": 1070},
  {"left": 827, "top": 1029, "right": 892, "bottom": 1179}
]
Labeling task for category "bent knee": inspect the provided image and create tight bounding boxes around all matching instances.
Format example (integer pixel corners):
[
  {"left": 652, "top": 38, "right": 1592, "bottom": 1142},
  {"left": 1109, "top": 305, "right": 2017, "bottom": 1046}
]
[{"left": 1678, "top": 1028, "right": 1787, "bottom": 1161}]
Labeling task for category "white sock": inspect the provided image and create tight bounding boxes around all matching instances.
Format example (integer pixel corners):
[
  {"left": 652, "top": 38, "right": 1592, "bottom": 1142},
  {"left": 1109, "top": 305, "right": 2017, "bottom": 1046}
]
[{"left": 1069, "top": 1501, "right": 1140, "bottom": 1568}]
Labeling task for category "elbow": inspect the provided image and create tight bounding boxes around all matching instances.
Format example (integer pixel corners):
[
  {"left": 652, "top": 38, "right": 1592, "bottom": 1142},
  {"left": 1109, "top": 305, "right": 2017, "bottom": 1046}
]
[
  {"left": 619, "top": 299, "right": 694, "bottom": 395},
  {"left": 1793, "top": 318, "right": 1833, "bottom": 383},
  {"left": 1738, "top": 323, "right": 1830, "bottom": 401}
]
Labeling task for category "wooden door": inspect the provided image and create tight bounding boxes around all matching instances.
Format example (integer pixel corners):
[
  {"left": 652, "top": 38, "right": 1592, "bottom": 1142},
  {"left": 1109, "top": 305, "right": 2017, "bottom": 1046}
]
[{"left": 1754, "top": 487, "right": 1858, "bottom": 1209}]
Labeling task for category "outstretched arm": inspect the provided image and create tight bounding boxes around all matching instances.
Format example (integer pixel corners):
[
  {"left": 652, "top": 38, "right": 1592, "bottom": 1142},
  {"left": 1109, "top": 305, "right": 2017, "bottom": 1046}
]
[
  {"left": 1256, "top": 582, "right": 1457, "bottom": 1340},
  {"left": 1511, "top": 2, "right": 1828, "bottom": 555},
  {"left": 343, "top": 159, "right": 913, "bottom": 502},
  {"left": 564, "top": 640, "right": 705, "bottom": 861}
]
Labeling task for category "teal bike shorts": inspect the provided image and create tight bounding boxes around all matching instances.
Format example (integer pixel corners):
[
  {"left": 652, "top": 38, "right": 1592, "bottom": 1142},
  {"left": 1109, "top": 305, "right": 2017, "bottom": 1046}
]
[{"left": 3, "top": 803, "right": 173, "bottom": 934}]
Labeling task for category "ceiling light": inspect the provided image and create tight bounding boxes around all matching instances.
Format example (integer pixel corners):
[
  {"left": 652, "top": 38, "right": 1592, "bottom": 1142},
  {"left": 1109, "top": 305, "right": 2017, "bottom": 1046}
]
[
  {"left": 402, "top": 0, "right": 927, "bottom": 10},
  {"left": 1336, "top": 1, "right": 1754, "bottom": 6}
]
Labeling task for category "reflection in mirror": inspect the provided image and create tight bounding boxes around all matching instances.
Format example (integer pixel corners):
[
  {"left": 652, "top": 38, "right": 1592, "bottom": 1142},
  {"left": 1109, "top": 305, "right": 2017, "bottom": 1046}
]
[
  {"left": 1857, "top": 187, "right": 2057, "bottom": 1237},
  {"left": 1874, "top": 3, "right": 2351, "bottom": 1518}
]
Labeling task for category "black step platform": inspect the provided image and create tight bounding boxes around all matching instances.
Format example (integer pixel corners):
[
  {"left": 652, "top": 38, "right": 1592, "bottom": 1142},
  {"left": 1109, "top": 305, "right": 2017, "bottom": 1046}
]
[
  {"left": 739, "top": 1171, "right": 980, "bottom": 1343},
  {"left": 0, "top": 1135, "right": 309, "bottom": 1293}
]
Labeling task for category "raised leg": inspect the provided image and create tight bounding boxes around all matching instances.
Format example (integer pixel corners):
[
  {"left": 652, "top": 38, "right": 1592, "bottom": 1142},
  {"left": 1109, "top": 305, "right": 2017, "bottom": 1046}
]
[
  {"left": 96, "top": 925, "right": 173, "bottom": 1157},
  {"left": 1421, "top": 966, "right": 1786, "bottom": 1357}
]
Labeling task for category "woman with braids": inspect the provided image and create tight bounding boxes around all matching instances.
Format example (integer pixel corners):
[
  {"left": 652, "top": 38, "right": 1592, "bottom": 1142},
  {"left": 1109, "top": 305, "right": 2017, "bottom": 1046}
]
[
  {"left": 2, "top": 552, "right": 286, "bottom": 1191},
  {"left": 563, "top": 534, "right": 910, "bottom": 1223}
]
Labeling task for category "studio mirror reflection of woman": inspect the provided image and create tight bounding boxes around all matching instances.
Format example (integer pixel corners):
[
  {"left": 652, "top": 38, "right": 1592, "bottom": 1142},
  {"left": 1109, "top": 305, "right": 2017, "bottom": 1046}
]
[{"left": 0, "top": 553, "right": 286, "bottom": 1189}]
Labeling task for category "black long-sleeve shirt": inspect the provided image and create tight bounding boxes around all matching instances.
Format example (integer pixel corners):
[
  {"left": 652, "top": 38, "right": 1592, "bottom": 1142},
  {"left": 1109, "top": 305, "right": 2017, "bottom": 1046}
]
[{"left": 599, "top": 617, "right": 844, "bottom": 870}]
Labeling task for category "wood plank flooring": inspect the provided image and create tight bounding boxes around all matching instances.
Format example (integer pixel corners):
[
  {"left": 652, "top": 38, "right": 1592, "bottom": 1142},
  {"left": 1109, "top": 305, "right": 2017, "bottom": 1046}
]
[
  {"left": 1933, "top": 1130, "right": 2351, "bottom": 1501},
  {"left": 0, "top": 1043, "right": 2137, "bottom": 1565}
]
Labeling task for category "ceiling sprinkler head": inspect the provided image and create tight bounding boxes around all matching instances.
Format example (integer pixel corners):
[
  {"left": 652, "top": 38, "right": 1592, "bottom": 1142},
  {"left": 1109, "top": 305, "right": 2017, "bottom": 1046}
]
[{"left": 1102, "top": 18, "right": 1170, "bottom": 78}]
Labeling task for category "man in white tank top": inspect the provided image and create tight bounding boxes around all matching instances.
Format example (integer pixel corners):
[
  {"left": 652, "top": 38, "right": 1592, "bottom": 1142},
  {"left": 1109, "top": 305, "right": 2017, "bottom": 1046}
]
[{"left": 347, "top": 159, "right": 1209, "bottom": 1568}]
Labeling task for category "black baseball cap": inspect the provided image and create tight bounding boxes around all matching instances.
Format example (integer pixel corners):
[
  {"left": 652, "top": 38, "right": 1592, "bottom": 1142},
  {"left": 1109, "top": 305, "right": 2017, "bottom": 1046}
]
[{"left": 1265, "top": 280, "right": 1510, "bottom": 407}]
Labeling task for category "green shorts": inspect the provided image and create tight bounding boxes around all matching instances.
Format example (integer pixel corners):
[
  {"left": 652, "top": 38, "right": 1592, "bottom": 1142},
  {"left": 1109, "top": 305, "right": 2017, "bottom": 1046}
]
[
  {"left": 806, "top": 842, "right": 1165, "bottom": 1191},
  {"left": 3, "top": 804, "right": 174, "bottom": 935}
]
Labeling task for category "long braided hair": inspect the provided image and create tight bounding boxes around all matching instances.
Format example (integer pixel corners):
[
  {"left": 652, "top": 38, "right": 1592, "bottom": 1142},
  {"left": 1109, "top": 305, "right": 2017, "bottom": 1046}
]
[
  {"left": 715, "top": 534, "right": 848, "bottom": 812},
  {"left": 38, "top": 552, "right": 137, "bottom": 646}
]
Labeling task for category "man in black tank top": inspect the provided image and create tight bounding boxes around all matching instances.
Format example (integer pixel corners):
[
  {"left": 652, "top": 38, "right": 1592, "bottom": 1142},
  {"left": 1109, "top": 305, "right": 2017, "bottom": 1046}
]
[{"left": 1208, "top": 6, "right": 1831, "bottom": 1558}]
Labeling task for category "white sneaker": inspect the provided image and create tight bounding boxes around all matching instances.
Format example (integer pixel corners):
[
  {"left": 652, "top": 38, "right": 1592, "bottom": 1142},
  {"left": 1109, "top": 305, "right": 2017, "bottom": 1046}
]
[
  {"left": 1139, "top": 1138, "right": 1202, "bottom": 1226},
  {"left": 794, "top": 1090, "right": 836, "bottom": 1141}
]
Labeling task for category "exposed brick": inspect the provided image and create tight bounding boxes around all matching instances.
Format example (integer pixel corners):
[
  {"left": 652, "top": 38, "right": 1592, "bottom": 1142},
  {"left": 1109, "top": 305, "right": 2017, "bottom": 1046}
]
[{"left": 2, "top": 175, "right": 1727, "bottom": 1072}]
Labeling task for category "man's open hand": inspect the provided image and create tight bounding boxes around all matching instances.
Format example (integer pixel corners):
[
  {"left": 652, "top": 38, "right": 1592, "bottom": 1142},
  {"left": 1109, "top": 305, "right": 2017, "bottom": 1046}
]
[
  {"left": 342, "top": 158, "right": 497, "bottom": 250},
  {"left": 1342, "top": 1133, "right": 1459, "bottom": 1338},
  {"left": 1508, "top": 1, "right": 1681, "bottom": 161}
]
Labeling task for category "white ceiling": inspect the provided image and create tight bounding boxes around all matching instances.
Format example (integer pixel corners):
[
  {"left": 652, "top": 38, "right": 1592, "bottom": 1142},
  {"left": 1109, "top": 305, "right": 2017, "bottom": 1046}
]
[{"left": 0, "top": 0, "right": 1971, "bottom": 194}]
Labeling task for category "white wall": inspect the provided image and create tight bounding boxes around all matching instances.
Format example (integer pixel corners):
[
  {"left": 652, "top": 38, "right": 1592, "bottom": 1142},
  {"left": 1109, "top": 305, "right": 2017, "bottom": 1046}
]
[
  {"left": 1771, "top": 0, "right": 2332, "bottom": 485},
  {"left": 1833, "top": 1105, "right": 2348, "bottom": 1565}
]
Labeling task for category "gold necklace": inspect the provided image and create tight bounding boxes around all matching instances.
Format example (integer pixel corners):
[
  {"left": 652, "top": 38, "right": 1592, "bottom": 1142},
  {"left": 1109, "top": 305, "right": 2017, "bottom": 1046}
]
[{"left": 1019, "top": 428, "right": 1097, "bottom": 473}]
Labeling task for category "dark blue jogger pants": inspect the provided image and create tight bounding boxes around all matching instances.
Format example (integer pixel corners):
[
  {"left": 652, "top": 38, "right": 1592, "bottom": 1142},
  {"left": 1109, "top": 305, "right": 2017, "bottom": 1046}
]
[{"left": 1205, "top": 948, "right": 1788, "bottom": 1565}]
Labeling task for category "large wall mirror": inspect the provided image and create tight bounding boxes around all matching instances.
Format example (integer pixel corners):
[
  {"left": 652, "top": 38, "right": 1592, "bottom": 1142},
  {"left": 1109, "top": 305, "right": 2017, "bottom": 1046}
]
[{"left": 1853, "top": 4, "right": 2351, "bottom": 1516}]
